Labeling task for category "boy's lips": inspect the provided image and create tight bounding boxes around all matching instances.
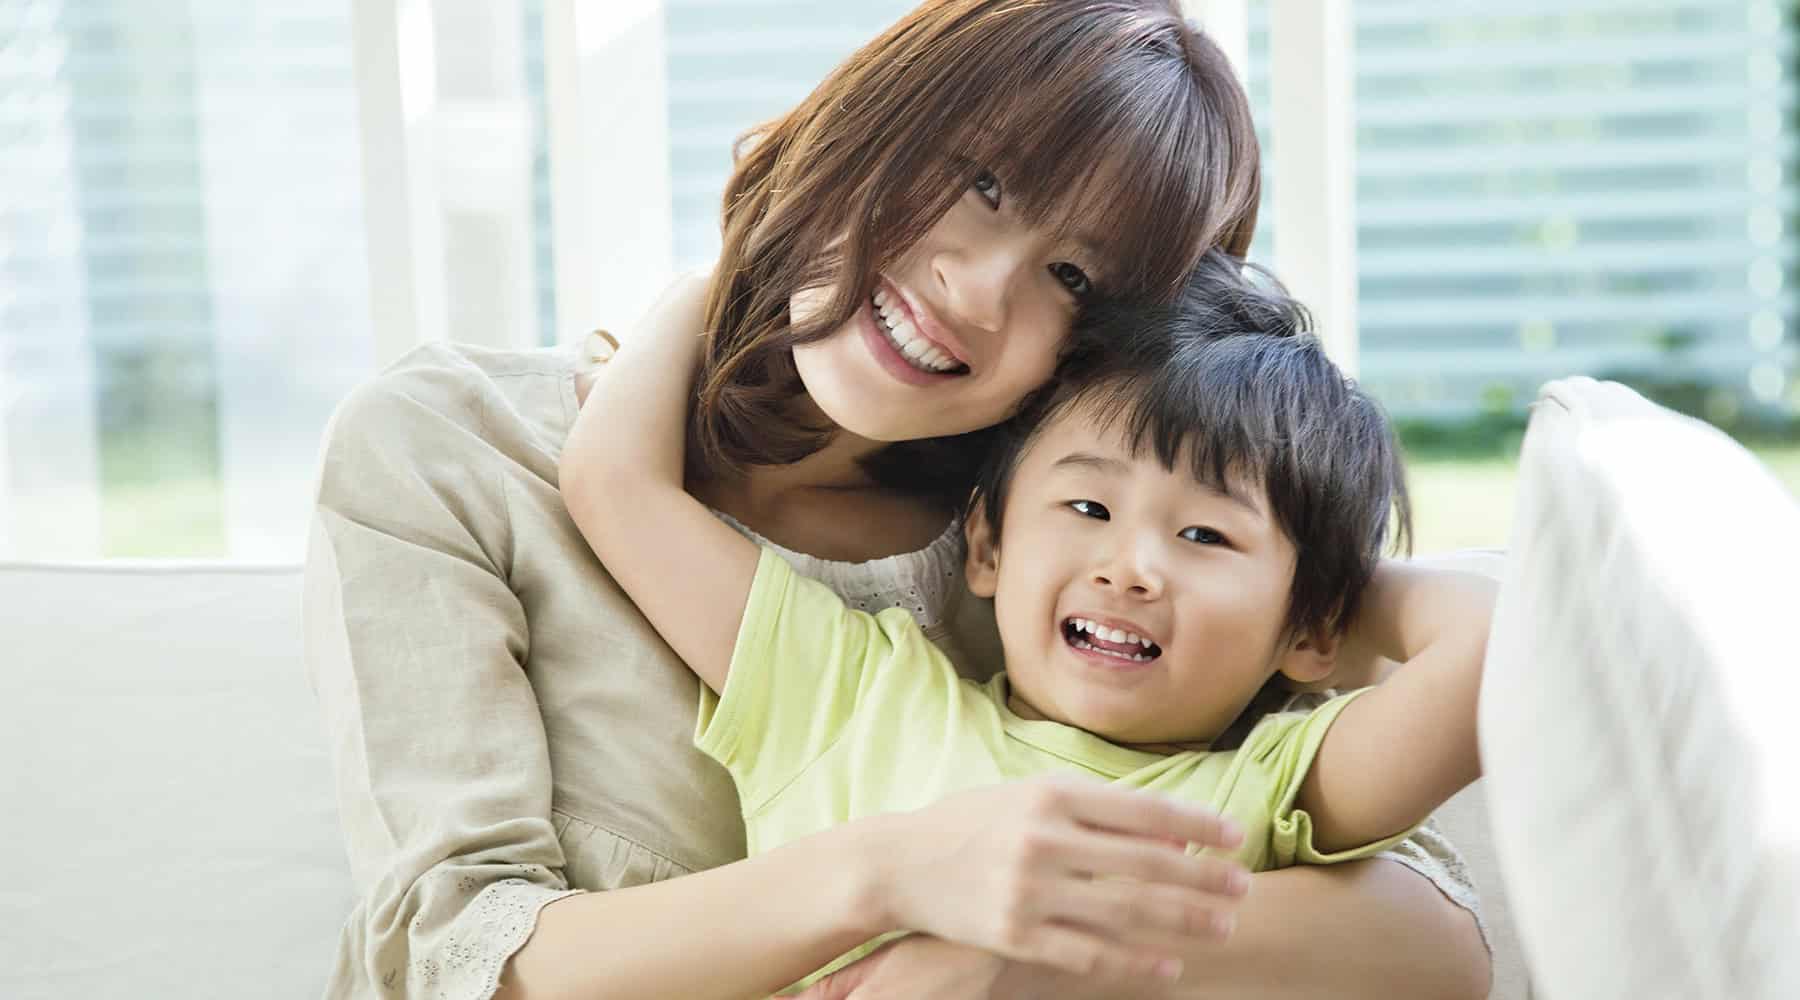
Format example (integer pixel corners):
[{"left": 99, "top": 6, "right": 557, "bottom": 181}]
[{"left": 1060, "top": 613, "right": 1164, "bottom": 665}]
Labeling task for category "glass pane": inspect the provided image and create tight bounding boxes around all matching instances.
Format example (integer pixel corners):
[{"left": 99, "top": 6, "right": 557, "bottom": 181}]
[
  {"left": 0, "top": 0, "right": 374, "bottom": 560},
  {"left": 1245, "top": 0, "right": 1800, "bottom": 549},
  {"left": 663, "top": 0, "right": 916, "bottom": 272}
]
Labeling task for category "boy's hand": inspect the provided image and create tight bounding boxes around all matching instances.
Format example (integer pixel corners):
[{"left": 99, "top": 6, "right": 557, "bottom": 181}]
[{"left": 868, "top": 776, "right": 1249, "bottom": 983}]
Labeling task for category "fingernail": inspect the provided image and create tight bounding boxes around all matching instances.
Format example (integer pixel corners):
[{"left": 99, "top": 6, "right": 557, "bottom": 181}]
[
  {"left": 1228, "top": 869, "right": 1250, "bottom": 894},
  {"left": 1213, "top": 912, "right": 1237, "bottom": 937},
  {"left": 1220, "top": 820, "right": 1244, "bottom": 844},
  {"left": 1155, "top": 958, "right": 1184, "bottom": 981}
]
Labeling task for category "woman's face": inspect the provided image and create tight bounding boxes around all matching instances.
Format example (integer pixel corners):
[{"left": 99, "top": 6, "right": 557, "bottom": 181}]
[{"left": 791, "top": 171, "right": 1103, "bottom": 443}]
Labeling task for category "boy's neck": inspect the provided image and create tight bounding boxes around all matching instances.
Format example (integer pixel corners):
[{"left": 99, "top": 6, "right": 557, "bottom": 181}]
[{"left": 1003, "top": 682, "right": 1217, "bottom": 755}]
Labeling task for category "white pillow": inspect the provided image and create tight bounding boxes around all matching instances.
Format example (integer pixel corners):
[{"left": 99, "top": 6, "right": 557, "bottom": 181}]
[
  {"left": 0, "top": 562, "right": 349, "bottom": 1000},
  {"left": 1480, "top": 377, "right": 1800, "bottom": 999}
]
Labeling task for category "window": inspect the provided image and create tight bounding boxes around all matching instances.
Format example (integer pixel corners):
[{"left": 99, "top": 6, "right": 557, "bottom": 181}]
[
  {"left": 2, "top": 2, "right": 372, "bottom": 559},
  {"left": 2, "top": 0, "right": 1791, "bottom": 561},
  {"left": 1249, "top": 0, "right": 1797, "bottom": 423}
]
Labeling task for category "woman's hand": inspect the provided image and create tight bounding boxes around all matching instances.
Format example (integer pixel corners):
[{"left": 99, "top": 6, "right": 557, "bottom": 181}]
[
  {"left": 788, "top": 938, "right": 1007, "bottom": 1000},
  {"left": 793, "top": 936, "right": 1175, "bottom": 1000},
  {"left": 863, "top": 775, "right": 1250, "bottom": 983}
]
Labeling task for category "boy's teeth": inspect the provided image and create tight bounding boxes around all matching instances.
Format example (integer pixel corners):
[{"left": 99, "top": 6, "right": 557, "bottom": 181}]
[
  {"left": 1071, "top": 618, "right": 1156, "bottom": 650},
  {"left": 873, "top": 289, "right": 889, "bottom": 307},
  {"left": 1070, "top": 638, "right": 1152, "bottom": 663}
]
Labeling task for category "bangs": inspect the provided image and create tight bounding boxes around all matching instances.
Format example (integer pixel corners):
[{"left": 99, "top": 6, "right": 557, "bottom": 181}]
[
  {"left": 972, "top": 67, "right": 1248, "bottom": 303},
  {"left": 794, "top": 0, "right": 1259, "bottom": 315},
  {"left": 1070, "top": 332, "right": 1412, "bottom": 567},
  {"left": 1071, "top": 370, "right": 1271, "bottom": 511}
]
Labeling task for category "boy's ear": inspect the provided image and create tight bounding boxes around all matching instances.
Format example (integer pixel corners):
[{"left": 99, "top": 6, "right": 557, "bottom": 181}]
[
  {"left": 963, "top": 499, "right": 1000, "bottom": 598},
  {"left": 1275, "top": 624, "right": 1340, "bottom": 685}
]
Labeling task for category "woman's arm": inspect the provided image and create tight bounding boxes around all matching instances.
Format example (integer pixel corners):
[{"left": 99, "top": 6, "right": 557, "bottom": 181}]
[
  {"left": 800, "top": 858, "right": 1490, "bottom": 1000},
  {"left": 1155, "top": 859, "right": 1490, "bottom": 999},
  {"left": 503, "top": 777, "right": 1254, "bottom": 999},
  {"left": 498, "top": 819, "right": 891, "bottom": 1000},
  {"left": 558, "top": 273, "right": 758, "bottom": 692}
]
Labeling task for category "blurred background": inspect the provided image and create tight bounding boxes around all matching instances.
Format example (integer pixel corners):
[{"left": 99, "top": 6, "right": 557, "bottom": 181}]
[{"left": 1, "top": 0, "right": 1795, "bottom": 562}]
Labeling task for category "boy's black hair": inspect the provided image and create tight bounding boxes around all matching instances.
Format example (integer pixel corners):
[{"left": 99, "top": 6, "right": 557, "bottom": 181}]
[{"left": 969, "top": 250, "right": 1412, "bottom": 644}]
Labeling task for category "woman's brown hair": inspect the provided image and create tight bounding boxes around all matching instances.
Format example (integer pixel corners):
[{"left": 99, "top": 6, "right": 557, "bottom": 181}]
[{"left": 693, "top": 0, "right": 1262, "bottom": 506}]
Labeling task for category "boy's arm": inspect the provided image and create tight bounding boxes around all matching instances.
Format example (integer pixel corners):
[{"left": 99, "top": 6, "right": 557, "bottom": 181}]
[
  {"left": 558, "top": 273, "right": 759, "bottom": 692},
  {"left": 1297, "top": 564, "right": 1498, "bottom": 854}
]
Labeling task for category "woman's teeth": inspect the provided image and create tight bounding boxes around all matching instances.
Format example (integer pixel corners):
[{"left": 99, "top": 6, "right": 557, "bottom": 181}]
[{"left": 872, "top": 290, "right": 964, "bottom": 374}]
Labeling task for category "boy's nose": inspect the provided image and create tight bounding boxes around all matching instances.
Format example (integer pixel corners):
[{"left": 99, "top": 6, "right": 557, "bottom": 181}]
[{"left": 1092, "top": 545, "right": 1164, "bottom": 599}]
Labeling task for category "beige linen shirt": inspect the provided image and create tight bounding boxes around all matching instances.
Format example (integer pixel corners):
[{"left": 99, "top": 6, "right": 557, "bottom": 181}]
[{"left": 304, "top": 341, "right": 1482, "bottom": 999}]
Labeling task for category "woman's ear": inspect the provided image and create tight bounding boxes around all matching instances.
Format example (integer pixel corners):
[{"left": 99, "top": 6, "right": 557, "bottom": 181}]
[
  {"left": 1276, "top": 625, "right": 1340, "bottom": 686},
  {"left": 963, "top": 500, "right": 1000, "bottom": 598}
]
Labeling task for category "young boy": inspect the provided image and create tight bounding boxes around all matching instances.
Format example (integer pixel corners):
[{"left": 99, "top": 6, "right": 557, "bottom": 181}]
[{"left": 560, "top": 261, "right": 1495, "bottom": 989}]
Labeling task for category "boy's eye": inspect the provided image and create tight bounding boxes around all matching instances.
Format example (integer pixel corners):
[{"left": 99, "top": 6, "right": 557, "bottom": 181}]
[
  {"left": 1049, "top": 261, "right": 1092, "bottom": 298},
  {"left": 1179, "top": 526, "right": 1227, "bottom": 546},
  {"left": 971, "top": 169, "right": 1002, "bottom": 210},
  {"left": 1068, "top": 499, "right": 1110, "bottom": 520}
]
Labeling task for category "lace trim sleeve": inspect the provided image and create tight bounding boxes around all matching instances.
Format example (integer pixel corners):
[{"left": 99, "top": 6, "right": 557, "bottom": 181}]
[{"left": 414, "top": 880, "right": 584, "bottom": 999}]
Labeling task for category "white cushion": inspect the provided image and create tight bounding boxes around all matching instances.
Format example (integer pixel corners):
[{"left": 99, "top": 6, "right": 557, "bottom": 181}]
[
  {"left": 1480, "top": 377, "right": 1800, "bottom": 999},
  {"left": 0, "top": 562, "right": 349, "bottom": 1000}
]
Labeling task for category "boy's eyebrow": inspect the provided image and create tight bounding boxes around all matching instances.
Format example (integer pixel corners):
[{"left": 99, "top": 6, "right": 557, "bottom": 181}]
[
  {"left": 1049, "top": 451, "right": 1130, "bottom": 475},
  {"left": 1052, "top": 450, "right": 1266, "bottom": 517}
]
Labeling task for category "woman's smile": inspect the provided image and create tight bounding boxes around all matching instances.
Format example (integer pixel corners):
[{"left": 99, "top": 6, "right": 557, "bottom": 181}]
[
  {"left": 871, "top": 278, "right": 971, "bottom": 375},
  {"left": 857, "top": 278, "right": 972, "bottom": 387}
]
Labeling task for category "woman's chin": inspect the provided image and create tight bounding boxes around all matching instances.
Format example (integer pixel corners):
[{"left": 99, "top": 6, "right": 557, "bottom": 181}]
[{"left": 794, "top": 341, "right": 963, "bottom": 443}]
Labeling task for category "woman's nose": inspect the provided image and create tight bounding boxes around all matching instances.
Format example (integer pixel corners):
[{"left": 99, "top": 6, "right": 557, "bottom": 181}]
[{"left": 933, "top": 240, "right": 1027, "bottom": 334}]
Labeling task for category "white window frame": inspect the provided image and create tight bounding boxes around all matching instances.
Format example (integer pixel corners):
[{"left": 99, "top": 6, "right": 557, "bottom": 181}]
[
  {"left": 351, "top": 1, "right": 1353, "bottom": 365},
  {"left": 544, "top": 0, "right": 676, "bottom": 346},
  {"left": 1268, "top": 0, "right": 1359, "bottom": 375},
  {"left": 352, "top": 0, "right": 545, "bottom": 367},
  {"left": 1187, "top": 0, "right": 1359, "bottom": 374}
]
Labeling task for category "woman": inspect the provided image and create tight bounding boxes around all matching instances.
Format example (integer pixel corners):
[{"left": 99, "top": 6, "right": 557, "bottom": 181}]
[{"left": 305, "top": 2, "right": 1490, "bottom": 997}]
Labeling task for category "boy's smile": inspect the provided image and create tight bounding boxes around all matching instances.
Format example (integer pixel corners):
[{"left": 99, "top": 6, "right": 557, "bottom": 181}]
[
  {"left": 1060, "top": 614, "right": 1163, "bottom": 665},
  {"left": 964, "top": 394, "right": 1338, "bottom": 747}
]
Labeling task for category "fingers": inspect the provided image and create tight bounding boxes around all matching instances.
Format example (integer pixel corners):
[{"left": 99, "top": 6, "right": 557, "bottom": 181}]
[
  {"left": 1026, "top": 777, "right": 1245, "bottom": 852},
  {"left": 1009, "top": 921, "right": 1188, "bottom": 983},
  {"left": 1042, "top": 877, "right": 1241, "bottom": 943},
  {"left": 1050, "top": 828, "right": 1250, "bottom": 898}
]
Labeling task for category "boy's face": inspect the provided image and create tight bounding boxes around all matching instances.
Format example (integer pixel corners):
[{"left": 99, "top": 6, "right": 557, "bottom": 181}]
[{"left": 965, "top": 395, "right": 1337, "bottom": 746}]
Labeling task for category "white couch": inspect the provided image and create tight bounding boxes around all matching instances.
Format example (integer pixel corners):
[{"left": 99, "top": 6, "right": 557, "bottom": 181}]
[
  {"left": 24, "top": 372, "right": 1800, "bottom": 1000},
  {"left": 1, "top": 562, "right": 349, "bottom": 998},
  {"left": 0, "top": 566, "right": 1528, "bottom": 999}
]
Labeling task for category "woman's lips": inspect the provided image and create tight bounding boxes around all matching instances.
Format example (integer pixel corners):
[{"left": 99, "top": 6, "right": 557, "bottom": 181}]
[
  {"left": 877, "top": 277, "right": 970, "bottom": 369},
  {"left": 858, "top": 295, "right": 965, "bottom": 387}
]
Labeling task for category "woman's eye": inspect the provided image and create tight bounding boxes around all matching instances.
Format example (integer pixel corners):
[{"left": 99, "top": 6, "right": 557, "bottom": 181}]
[
  {"left": 1049, "top": 261, "right": 1092, "bottom": 298},
  {"left": 971, "top": 169, "right": 1002, "bottom": 210},
  {"left": 1179, "top": 526, "right": 1227, "bottom": 546},
  {"left": 1068, "top": 499, "right": 1110, "bottom": 520}
]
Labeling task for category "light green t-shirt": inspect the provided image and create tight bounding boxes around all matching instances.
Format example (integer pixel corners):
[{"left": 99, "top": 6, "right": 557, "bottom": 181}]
[{"left": 696, "top": 548, "right": 1416, "bottom": 985}]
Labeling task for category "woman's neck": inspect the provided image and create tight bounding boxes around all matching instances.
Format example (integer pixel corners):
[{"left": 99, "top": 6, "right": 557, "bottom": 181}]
[
  {"left": 578, "top": 354, "right": 951, "bottom": 560},
  {"left": 692, "top": 395, "right": 953, "bottom": 562},
  {"left": 700, "top": 388, "right": 883, "bottom": 501}
]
